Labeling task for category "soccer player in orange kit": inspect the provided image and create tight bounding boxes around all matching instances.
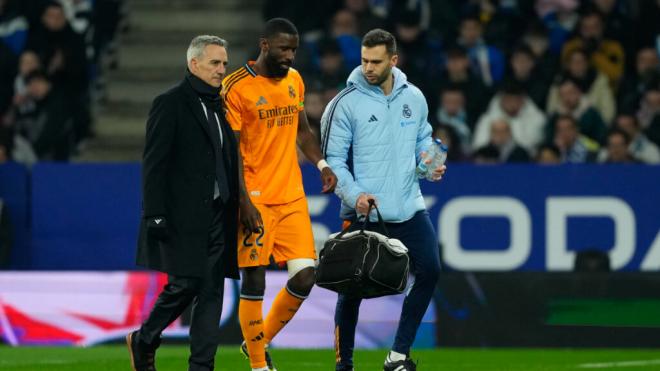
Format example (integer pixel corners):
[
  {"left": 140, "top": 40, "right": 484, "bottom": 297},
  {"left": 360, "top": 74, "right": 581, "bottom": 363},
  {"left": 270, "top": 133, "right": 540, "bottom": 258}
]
[{"left": 223, "top": 18, "right": 337, "bottom": 371}]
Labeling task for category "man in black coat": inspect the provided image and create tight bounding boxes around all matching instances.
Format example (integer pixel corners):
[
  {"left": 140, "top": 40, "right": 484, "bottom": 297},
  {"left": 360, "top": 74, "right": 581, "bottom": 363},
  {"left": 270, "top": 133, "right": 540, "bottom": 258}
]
[{"left": 126, "top": 35, "right": 239, "bottom": 371}]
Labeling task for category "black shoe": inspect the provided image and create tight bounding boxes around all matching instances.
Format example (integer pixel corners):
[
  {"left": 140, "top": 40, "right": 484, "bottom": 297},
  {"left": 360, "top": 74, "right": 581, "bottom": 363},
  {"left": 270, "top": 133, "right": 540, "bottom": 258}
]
[
  {"left": 240, "top": 340, "right": 277, "bottom": 371},
  {"left": 265, "top": 348, "right": 276, "bottom": 371},
  {"left": 126, "top": 330, "right": 157, "bottom": 371},
  {"left": 384, "top": 357, "right": 417, "bottom": 371}
]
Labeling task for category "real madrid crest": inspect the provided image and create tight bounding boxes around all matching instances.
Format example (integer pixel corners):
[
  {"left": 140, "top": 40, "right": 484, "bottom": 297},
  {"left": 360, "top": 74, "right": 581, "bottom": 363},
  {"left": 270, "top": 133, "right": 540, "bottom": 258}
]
[
  {"left": 288, "top": 85, "right": 296, "bottom": 98},
  {"left": 402, "top": 104, "right": 412, "bottom": 118}
]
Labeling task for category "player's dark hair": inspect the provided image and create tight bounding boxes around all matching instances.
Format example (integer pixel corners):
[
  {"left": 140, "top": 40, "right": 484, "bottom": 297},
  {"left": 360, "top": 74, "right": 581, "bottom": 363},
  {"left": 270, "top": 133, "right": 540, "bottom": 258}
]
[
  {"left": 362, "top": 29, "right": 397, "bottom": 55},
  {"left": 262, "top": 18, "right": 298, "bottom": 39}
]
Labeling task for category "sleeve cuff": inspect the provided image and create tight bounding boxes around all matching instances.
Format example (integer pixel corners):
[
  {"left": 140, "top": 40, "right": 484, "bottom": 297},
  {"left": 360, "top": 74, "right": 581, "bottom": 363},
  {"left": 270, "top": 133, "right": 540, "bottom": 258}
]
[{"left": 341, "top": 185, "right": 365, "bottom": 210}]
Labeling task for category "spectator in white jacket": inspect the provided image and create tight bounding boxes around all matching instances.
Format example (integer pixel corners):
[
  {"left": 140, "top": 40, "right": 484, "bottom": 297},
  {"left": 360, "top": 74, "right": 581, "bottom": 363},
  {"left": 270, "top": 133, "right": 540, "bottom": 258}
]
[{"left": 472, "top": 81, "right": 546, "bottom": 154}]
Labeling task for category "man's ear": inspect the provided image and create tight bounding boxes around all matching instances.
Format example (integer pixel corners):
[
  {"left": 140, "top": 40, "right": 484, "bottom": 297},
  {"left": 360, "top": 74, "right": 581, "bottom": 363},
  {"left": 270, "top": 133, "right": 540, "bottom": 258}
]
[
  {"left": 259, "top": 38, "right": 269, "bottom": 52},
  {"left": 390, "top": 54, "right": 399, "bottom": 67}
]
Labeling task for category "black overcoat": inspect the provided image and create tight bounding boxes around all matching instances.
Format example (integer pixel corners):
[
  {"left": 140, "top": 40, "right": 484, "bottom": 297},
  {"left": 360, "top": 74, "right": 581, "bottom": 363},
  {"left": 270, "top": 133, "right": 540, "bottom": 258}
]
[{"left": 136, "top": 79, "right": 239, "bottom": 279}]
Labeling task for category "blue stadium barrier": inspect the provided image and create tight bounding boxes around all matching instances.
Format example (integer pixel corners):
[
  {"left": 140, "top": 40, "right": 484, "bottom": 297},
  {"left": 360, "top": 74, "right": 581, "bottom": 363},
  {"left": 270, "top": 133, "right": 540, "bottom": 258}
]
[
  {"left": 3, "top": 162, "right": 659, "bottom": 271},
  {"left": 0, "top": 162, "right": 30, "bottom": 268},
  {"left": 416, "top": 164, "right": 660, "bottom": 271},
  {"left": 30, "top": 163, "right": 141, "bottom": 270}
]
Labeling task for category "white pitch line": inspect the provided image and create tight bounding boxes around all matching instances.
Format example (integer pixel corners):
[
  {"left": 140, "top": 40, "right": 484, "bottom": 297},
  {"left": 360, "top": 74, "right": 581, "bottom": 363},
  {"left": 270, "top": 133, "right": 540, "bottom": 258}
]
[
  {"left": 578, "top": 359, "right": 660, "bottom": 368},
  {"left": 0, "top": 359, "right": 70, "bottom": 366}
]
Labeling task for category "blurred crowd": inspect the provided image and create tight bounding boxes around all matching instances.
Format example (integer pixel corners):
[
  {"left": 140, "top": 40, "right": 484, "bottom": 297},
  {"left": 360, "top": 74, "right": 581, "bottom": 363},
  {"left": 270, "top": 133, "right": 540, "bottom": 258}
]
[
  {"left": 3, "top": 0, "right": 659, "bottom": 167},
  {"left": 0, "top": 0, "right": 125, "bottom": 165},
  {"left": 265, "top": 0, "right": 660, "bottom": 165}
]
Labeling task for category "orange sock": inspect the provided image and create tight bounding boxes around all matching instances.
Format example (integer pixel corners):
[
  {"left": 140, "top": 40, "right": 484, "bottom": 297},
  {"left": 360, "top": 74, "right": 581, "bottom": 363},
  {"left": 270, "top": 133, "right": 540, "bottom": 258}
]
[
  {"left": 239, "top": 298, "right": 266, "bottom": 369},
  {"left": 263, "top": 286, "right": 305, "bottom": 344}
]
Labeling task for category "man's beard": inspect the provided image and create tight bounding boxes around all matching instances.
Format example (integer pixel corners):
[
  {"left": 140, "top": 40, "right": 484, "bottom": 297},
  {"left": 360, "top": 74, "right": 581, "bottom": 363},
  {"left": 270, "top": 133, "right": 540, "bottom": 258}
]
[
  {"left": 265, "top": 55, "right": 290, "bottom": 78},
  {"left": 366, "top": 66, "right": 391, "bottom": 86}
]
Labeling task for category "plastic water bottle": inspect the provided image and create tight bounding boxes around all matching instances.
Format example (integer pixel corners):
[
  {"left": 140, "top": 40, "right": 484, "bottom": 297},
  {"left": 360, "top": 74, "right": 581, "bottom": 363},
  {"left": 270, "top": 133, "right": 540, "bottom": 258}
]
[{"left": 416, "top": 138, "right": 448, "bottom": 180}]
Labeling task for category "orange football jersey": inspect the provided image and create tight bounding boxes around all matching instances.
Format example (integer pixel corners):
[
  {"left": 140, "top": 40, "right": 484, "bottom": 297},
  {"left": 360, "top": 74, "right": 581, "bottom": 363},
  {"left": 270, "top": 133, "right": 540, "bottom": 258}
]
[{"left": 223, "top": 62, "right": 306, "bottom": 205}]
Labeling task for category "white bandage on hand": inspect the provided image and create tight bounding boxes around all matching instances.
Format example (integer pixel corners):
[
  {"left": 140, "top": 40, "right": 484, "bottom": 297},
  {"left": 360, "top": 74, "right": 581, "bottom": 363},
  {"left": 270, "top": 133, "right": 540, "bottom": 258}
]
[{"left": 317, "top": 159, "right": 330, "bottom": 172}]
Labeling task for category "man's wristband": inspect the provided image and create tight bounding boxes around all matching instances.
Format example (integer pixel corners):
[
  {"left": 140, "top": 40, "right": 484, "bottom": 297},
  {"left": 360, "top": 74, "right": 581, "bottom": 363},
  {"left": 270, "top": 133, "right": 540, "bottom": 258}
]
[{"left": 317, "top": 159, "right": 330, "bottom": 172}]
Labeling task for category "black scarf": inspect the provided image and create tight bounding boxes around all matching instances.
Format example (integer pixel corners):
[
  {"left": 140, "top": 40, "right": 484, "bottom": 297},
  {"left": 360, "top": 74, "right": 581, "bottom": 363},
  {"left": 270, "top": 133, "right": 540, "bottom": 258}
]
[{"left": 185, "top": 69, "right": 222, "bottom": 112}]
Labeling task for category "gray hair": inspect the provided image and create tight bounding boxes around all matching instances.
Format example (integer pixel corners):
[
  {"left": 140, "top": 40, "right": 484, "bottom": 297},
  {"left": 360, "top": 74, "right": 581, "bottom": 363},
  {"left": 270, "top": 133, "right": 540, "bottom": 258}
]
[{"left": 186, "top": 35, "right": 228, "bottom": 64}]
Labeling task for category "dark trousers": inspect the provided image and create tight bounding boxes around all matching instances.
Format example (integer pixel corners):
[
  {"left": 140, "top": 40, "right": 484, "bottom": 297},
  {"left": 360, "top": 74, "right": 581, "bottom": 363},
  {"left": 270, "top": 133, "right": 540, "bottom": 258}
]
[
  {"left": 335, "top": 210, "right": 441, "bottom": 369},
  {"left": 137, "top": 201, "right": 227, "bottom": 371}
]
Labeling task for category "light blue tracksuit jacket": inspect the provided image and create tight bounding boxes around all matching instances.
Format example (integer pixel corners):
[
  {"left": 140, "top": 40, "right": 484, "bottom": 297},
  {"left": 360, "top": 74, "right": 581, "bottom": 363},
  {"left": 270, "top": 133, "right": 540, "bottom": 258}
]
[{"left": 320, "top": 66, "right": 433, "bottom": 222}]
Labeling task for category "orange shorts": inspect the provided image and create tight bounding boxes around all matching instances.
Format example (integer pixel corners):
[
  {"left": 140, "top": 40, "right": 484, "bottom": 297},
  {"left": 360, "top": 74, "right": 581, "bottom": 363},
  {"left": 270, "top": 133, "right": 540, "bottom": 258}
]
[{"left": 237, "top": 196, "right": 316, "bottom": 268}]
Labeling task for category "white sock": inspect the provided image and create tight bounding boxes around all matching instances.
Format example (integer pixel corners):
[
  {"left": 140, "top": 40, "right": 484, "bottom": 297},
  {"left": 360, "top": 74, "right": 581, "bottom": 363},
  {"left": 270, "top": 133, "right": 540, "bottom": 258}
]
[
  {"left": 386, "top": 350, "right": 407, "bottom": 362},
  {"left": 252, "top": 367, "right": 269, "bottom": 371}
]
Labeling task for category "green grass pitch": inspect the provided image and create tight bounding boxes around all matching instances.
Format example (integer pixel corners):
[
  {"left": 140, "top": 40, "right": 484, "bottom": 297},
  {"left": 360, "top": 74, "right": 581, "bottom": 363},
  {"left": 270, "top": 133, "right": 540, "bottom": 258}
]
[{"left": 1, "top": 346, "right": 659, "bottom": 370}]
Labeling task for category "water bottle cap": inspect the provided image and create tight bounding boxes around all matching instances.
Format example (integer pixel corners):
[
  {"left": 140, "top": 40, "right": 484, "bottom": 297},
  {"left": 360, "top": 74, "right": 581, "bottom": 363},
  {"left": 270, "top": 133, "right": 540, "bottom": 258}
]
[{"left": 433, "top": 138, "right": 447, "bottom": 151}]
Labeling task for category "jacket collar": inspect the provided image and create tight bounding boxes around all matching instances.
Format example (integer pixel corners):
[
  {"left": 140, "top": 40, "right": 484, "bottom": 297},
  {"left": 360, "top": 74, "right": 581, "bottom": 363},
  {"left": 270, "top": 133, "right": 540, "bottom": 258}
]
[{"left": 346, "top": 66, "right": 408, "bottom": 102}]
